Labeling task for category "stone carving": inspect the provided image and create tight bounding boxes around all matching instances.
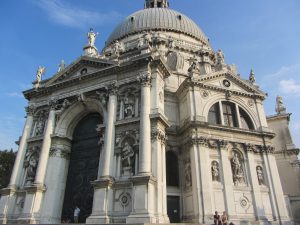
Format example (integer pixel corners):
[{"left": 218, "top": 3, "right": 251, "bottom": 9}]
[
  {"left": 187, "top": 56, "right": 200, "bottom": 75},
  {"left": 256, "top": 166, "right": 264, "bottom": 185},
  {"left": 231, "top": 152, "right": 245, "bottom": 186},
  {"left": 275, "top": 96, "right": 286, "bottom": 115},
  {"left": 87, "top": 28, "right": 98, "bottom": 47},
  {"left": 211, "top": 161, "right": 220, "bottom": 182},
  {"left": 124, "top": 95, "right": 135, "bottom": 118},
  {"left": 111, "top": 40, "right": 124, "bottom": 57},
  {"left": 240, "top": 195, "right": 250, "bottom": 209},
  {"left": 119, "top": 192, "right": 131, "bottom": 208},
  {"left": 96, "top": 125, "right": 105, "bottom": 146},
  {"left": 25, "top": 104, "right": 36, "bottom": 116},
  {"left": 34, "top": 110, "right": 48, "bottom": 137},
  {"left": 36, "top": 66, "right": 46, "bottom": 83},
  {"left": 137, "top": 72, "right": 151, "bottom": 86},
  {"left": 225, "top": 90, "right": 232, "bottom": 100},
  {"left": 49, "top": 147, "right": 70, "bottom": 159},
  {"left": 249, "top": 69, "right": 256, "bottom": 84},
  {"left": 121, "top": 141, "right": 135, "bottom": 175},
  {"left": 167, "top": 38, "right": 175, "bottom": 49},
  {"left": 58, "top": 59, "right": 66, "bottom": 72},
  {"left": 216, "top": 49, "right": 225, "bottom": 65},
  {"left": 24, "top": 146, "right": 40, "bottom": 185},
  {"left": 184, "top": 159, "right": 192, "bottom": 189}
]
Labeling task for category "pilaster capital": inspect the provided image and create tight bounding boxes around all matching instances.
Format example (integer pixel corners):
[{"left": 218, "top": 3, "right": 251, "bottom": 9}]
[
  {"left": 218, "top": 139, "right": 229, "bottom": 149},
  {"left": 151, "top": 129, "right": 167, "bottom": 144},
  {"left": 49, "top": 147, "right": 70, "bottom": 159},
  {"left": 107, "top": 81, "right": 118, "bottom": 96},
  {"left": 137, "top": 71, "right": 151, "bottom": 87},
  {"left": 25, "top": 104, "right": 36, "bottom": 116}
]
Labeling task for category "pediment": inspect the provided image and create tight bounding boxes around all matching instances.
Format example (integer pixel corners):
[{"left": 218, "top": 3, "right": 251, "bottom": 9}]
[
  {"left": 198, "top": 71, "right": 265, "bottom": 96},
  {"left": 44, "top": 56, "right": 116, "bottom": 86}
]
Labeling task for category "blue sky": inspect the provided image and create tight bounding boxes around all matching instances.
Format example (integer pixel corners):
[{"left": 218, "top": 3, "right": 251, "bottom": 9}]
[{"left": 0, "top": 0, "right": 299, "bottom": 151}]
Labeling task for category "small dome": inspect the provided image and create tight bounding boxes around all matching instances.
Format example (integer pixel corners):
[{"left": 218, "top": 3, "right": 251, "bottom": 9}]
[{"left": 106, "top": 8, "right": 209, "bottom": 46}]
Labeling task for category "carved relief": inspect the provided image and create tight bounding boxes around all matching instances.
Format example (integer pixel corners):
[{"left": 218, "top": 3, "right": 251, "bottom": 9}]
[
  {"left": 119, "top": 192, "right": 131, "bottom": 209},
  {"left": 137, "top": 72, "right": 151, "bottom": 86},
  {"left": 24, "top": 146, "right": 40, "bottom": 185},
  {"left": 231, "top": 151, "right": 245, "bottom": 186},
  {"left": 211, "top": 161, "right": 220, "bottom": 182},
  {"left": 33, "top": 110, "right": 48, "bottom": 137},
  {"left": 184, "top": 158, "right": 192, "bottom": 190}
]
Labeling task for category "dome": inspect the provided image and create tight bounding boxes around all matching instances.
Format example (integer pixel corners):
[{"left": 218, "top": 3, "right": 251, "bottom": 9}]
[{"left": 106, "top": 7, "right": 209, "bottom": 46}]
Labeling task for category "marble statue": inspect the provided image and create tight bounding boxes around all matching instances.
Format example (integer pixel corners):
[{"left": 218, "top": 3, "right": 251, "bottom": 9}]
[
  {"left": 275, "top": 96, "right": 286, "bottom": 115},
  {"left": 211, "top": 161, "right": 220, "bottom": 182},
  {"left": 256, "top": 166, "right": 264, "bottom": 185},
  {"left": 58, "top": 60, "right": 66, "bottom": 72},
  {"left": 121, "top": 142, "right": 135, "bottom": 168},
  {"left": 231, "top": 153, "right": 244, "bottom": 185},
  {"left": 249, "top": 69, "right": 256, "bottom": 84},
  {"left": 184, "top": 161, "right": 192, "bottom": 188},
  {"left": 36, "top": 66, "right": 46, "bottom": 83},
  {"left": 24, "top": 147, "right": 39, "bottom": 185},
  {"left": 35, "top": 119, "right": 45, "bottom": 136},
  {"left": 87, "top": 28, "right": 98, "bottom": 47},
  {"left": 216, "top": 49, "right": 225, "bottom": 65},
  {"left": 124, "top": 95, "right": 135, "bottom": 118}
]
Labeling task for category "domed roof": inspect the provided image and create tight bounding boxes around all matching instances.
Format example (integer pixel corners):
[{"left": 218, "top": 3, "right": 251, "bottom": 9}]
[{"left": 106, "top": 7, "right": 209, "bottom": 46}]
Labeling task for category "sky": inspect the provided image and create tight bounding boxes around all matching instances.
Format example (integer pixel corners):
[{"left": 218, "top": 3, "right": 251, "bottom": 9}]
[{"left": 0, "top": 0, "right": 299, "bottom": 152}]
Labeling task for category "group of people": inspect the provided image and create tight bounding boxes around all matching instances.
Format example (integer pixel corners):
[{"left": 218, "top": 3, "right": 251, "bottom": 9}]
[{"left": 214, "top": 211, "right": 234, "bottom": 225}]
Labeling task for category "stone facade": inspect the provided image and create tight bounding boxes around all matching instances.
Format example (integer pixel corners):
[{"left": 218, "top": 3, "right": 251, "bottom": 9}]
[
  {"left": 0, "top": 0, "right": 297, "bottom": 224},
  {"left": 267, "top": 98, "right": 300, "bottom": 225}
]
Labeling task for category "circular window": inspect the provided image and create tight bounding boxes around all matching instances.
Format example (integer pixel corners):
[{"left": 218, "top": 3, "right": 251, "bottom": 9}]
[{"left": 223, "top": 79, "right": 231, "bottom": 87}]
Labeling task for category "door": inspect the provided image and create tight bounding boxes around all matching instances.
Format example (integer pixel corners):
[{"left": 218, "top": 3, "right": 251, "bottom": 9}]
[
  {"left": 167, "top": 196, "right": 180, "bottom": 223},
  {"left": 61, "top": 113, "right": 102, "bottom": 223}
]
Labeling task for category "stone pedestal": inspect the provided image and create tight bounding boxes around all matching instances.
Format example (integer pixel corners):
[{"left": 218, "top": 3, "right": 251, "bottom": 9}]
[
  {"left": 127, "top": 176, "right": 157, "bottom": 223},
  {"left": 86, "top": 178, "right": 114, "bottom": 224}
]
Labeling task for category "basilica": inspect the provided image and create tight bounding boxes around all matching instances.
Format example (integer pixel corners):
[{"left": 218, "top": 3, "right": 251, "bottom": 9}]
[{"left": 0, "top": 0, "right": 299, "bottom": 224}]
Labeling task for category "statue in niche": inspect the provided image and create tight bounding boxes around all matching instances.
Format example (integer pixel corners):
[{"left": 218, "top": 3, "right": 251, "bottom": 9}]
[
  {"left": 121, "top": 141, "right": 135, "bottom": 171},
  {"left": 231, "top": 152, "right": 245, "bottom": 186},
  {"left": 24, "top": 146, "right": 40, "bottom": 185},
  {"left": 275, "top": 95, "right": 286, "bottom": 115},
  {"left": 211, "top": 161, "right": 220, "bottom": 182},
  {"left": 184, "top": 160, "right": 192, "bottom": 188},
  {"left": 256, "top": 166, "right": 264, "bottom": 185},
  {"left": 124, "top": 95, "right": 135, "bottom": 118},
  {"left": 35, "top": 119, "right": 45, "bottom": 136}
]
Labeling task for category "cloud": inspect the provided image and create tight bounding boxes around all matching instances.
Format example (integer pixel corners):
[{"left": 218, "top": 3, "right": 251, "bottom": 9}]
[
  {"left": 33, "top": 0, "right": 121, "bottom": 29},
  {"left": 6, "top": 92, "right": 24, "bottom": 98},
  {"left": 279, "top": 79, "right": 300, "bottom": 96},
  {"left": 266, "top": 63, "right": 300, "bottom": 79}
]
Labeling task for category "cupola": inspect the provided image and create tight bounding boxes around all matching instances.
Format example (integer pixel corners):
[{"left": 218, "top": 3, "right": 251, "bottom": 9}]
[{"left": 144, "top": 0, "right": 169, "bottom": 8}]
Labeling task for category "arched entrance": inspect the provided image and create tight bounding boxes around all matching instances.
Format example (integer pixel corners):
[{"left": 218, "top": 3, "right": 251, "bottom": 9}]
[{"left": 61, "top": 113, "right": 102, "bottom": 223}]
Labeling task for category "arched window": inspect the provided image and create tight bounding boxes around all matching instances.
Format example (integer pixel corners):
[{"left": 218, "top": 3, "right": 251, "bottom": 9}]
[
  {"left": 208, "top": 102, "right": 221, "bottom": 125},
  {"left": 239, "top": 108, "right": 254, "bottom": 130},
  {"left": 222, "top": 102, "right": 238, "bottom": 127},
  {"left": 166, "top": 151, "right": 179, "bottom": 187},
  {"left": 207, "top": 101, "right": 254, "bottom": 130}
]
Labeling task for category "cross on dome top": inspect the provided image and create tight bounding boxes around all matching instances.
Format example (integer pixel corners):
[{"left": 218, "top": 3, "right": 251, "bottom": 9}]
[{"left": 144, "top": 0, "right": 169, "bottom": 8}]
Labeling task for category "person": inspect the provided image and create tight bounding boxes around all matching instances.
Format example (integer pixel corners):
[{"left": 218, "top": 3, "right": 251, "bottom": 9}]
[
  {"left": 213, "top": 211, "right": 221, "bottom": 225},
  {"left": 221, "top": 211, "right": 228, "bottom": 225},
  {"left": 74, "top": 206, "right": 80, "bottom": 223}
]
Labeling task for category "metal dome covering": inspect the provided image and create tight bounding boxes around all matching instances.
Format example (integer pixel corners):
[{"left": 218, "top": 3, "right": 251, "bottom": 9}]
[{"left": 106, "top": 8, "right": 209, "bottom": 46}]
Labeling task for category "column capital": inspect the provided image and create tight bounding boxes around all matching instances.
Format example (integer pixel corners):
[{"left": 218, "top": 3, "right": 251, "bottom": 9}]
[
  {"left": 48, "top": 98, "right": 58, "bottom": 110},
  {"left": 49, "top": 147, "right": 70, "bottom": 159},
  {"left": 137, "top": 71, "right": 151, "bottom": 86},
  {"left": 107, "top": 81, "right": 118, "bottom": 95}
]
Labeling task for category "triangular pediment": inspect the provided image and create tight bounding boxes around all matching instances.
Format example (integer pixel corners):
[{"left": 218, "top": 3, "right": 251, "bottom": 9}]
[
  {"left": 197, "top": 71, "right": 265, "bottom": 96},
  {"left": 44, "top": 56, "right": 116, "bottom": 86}
]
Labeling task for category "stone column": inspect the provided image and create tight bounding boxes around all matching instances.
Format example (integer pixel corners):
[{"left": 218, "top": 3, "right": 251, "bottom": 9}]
[
  {"left": 264, "top": 150, "right": 290, "bottom": 222},
  {"left": 137, "top": 72, "right": 152, "bottom": 175},
  {"left": 34, "top": 102, "right": 56, "bottom": 185},
  {"left": 87, "top": 84, "right": 117, "bottom": 224},
  {"left": 219, "top": 141, "right": 236, "bottom": 218},
  {"left": 198, "top": 140, "right": 213, "bottom": 223},
  {"left": 9, "top": 105, "right": 35, "bottom": 187},
  {"left": 190, "top": 141, "right": 203, "bottom": 222},
  {"left": 40, "top": 142, "right": 71, "bottom": 224},
  {"left": 246, "top": 148, "right": 266, "bottom": 221},
  {"left": 99, "top": 84, "right": 117, "bottom": 178}
]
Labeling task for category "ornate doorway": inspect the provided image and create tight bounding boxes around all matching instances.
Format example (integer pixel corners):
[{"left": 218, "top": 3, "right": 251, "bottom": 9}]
[{"left": 61, "top": 113, "right": 102, "bottom": 223}]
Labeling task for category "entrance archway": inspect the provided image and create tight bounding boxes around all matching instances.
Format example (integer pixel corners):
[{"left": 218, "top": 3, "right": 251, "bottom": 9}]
[{"left": 61, "top": 113, "right": 102, "bottom": 223}]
